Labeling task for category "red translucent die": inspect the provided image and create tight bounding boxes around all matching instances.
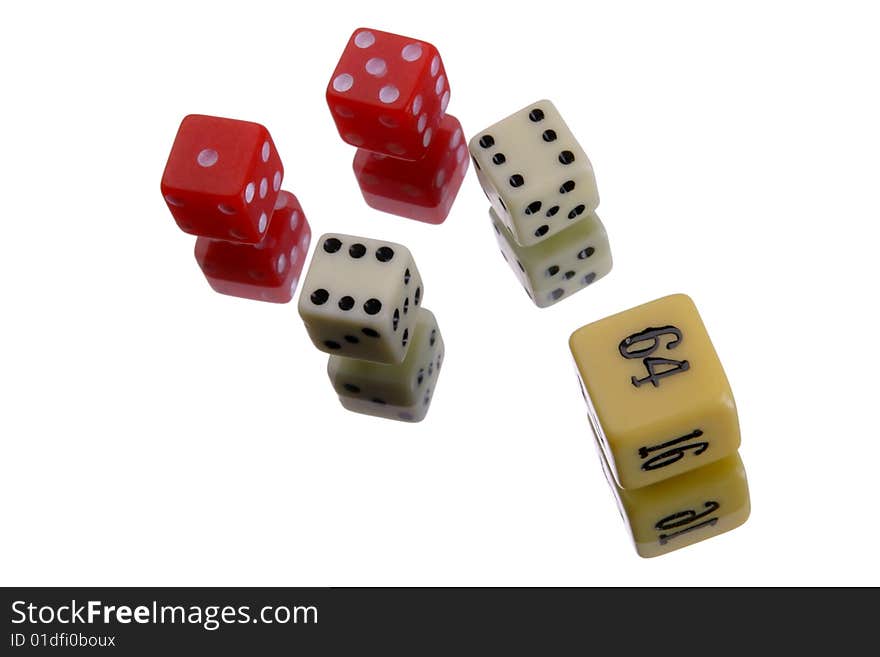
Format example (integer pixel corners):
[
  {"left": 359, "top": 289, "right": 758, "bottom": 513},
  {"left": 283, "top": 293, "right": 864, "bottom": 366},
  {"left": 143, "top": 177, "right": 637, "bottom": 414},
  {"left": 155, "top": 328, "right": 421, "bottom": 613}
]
[
  {"left": 327, "top": 27, "right": 450, "bottom": 161},
  {"left": 353, "top": 115, "right": 469, "bottom": 224},
  {"left": 161, "top": 114, "right": 284, "bottom": 244},
  {"left": 194, "top": 192, "right": 311, "bottom": 303}
]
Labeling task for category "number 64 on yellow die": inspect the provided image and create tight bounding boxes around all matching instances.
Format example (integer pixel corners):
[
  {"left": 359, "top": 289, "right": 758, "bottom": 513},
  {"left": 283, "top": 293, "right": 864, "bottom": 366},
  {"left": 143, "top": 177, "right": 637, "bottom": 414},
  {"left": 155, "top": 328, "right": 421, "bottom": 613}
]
[{"left": 570, "top": 294, "right": 741, "bottom": 490}]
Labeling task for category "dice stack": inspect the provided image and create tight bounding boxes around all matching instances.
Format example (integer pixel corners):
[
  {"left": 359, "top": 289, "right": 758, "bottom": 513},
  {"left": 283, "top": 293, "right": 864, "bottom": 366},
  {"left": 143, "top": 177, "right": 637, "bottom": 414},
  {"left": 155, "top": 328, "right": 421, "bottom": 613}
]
[
  {"left": 569, "top": 294, "right": 750, "bottom": 557},
  {"left": 297, "top": 234, "right": 444, "bottom": 422},
  {"left": 468, "top": 100, "right": 613, "bottom": 308},
  {"left": 326, "top": 28, "right": 469, "bottom": 225},
  {"left": 160, "top": 115, "right": 311, "bottom": 303}
]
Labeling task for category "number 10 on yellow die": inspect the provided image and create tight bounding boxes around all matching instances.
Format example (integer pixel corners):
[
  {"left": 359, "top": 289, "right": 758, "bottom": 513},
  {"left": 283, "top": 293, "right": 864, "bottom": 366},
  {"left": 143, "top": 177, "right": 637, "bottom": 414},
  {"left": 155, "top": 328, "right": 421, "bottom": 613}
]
[{"left": 570, "top": 294, "right": 741, "bottom": 490}]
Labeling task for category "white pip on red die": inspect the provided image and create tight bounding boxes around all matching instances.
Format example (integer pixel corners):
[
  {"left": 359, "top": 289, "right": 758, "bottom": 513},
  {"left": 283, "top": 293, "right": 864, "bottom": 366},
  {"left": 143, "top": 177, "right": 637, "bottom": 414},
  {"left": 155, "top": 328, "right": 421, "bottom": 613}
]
[
  {"left": 352, "top": 114, "right": 469, "bottom": 224},
  {"left": 194, "top": 192, "right": 311, "bottom": 303},
  {"left": 161, "top": 114, "right": 284, "bottom": 244},
  {"left": 326, "top": 27, "right": 450, "bottom": 161}
]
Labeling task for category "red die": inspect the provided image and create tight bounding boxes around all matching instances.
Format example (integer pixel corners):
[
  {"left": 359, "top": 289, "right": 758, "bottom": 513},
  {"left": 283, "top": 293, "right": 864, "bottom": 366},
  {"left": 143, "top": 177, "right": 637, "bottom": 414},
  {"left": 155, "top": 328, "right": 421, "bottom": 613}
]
[
  {"left": 327, "top": 28, "right": 450, "bottom": 161},
  {"left": 161, "top": 114, "right": 284, "bottom": 244},
  {"left": 353, "top": 114, "right": 469, "bottom": 224},
  {"left": 194, "top": 192, "right": 311, "bottom": 303}
]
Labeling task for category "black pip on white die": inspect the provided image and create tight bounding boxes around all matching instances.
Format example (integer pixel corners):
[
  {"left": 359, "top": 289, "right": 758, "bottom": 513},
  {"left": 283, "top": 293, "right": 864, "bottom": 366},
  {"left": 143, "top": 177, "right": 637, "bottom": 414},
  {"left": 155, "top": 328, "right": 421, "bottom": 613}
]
[
  {"left": 469, "top": 100, "right": 600, "bottom": 247},
  {"left": 298, "top": 233, "right": 424, "bottom": 364}
]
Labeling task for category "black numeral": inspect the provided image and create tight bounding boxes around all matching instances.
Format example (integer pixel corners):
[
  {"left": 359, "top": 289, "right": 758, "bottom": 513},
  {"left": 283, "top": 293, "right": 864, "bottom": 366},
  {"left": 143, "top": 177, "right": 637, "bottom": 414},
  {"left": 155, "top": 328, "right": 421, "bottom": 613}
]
[
  {"left": 618, "top": 326, "right": 689, "bottom": 388},
  {"left": 631, "top": 357, "right": 690, "bottom": 388},
  {"left": 638, "top": 429, "right": 707, "bottom": 471},
  {"left": 658, "top": 518, "right": 719, "bottom": 545},
  {"left": 656, "top": 501, "right": 720, "bottom": 545},
  {"left": 619, "top": 326, "right": 683, "bottom": 359},
  {"left": 655, "top": 501, "right": 720, "bottom": 530}
]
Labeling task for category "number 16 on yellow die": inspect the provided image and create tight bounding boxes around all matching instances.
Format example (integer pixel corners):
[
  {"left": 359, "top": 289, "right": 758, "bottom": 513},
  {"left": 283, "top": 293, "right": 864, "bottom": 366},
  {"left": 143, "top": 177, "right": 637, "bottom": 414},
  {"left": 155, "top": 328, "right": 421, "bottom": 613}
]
[{"left": 570, "top": 294, "right": 741, "bottom": 490}]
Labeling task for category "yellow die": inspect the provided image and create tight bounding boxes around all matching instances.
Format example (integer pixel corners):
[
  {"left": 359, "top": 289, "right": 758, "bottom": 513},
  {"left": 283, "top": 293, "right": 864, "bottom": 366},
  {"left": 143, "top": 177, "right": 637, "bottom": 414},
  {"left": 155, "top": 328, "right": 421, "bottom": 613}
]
[
  {"left": 597, "top": 446, "right": 750, "bottom": 558},
  {"left": 570, "top": 294, "right": 740, "bottom": 489}
]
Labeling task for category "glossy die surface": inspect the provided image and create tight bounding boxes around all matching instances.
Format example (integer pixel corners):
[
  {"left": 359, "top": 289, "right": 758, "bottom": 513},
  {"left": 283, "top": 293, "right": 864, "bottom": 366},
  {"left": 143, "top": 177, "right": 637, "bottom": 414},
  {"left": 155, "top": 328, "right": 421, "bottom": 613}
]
[
  {"left": 491, "top": 208, "right": 611, "bottom": 307},
  {"left": 194, "top": 192, "right": 310, "bottom": 303},
  {"left": 161, "top": 114, "right": 283, "bottom": 243},
  {"left": 327, "top": 28, "right": 449, "bottom": 161},
  {"left": 469, "top": 100, "right": 599, "bottom": 247},
  {"left": 353, "top": 115, "right": 469, "bottom": 224},
  {"left": 328, "top": 308, "right": 444, "bottom": 422},
  {"left": 298, "top": 233, "right": 424, "bottom": 363},
  {"left": 570, "top": 294, "right": 741, "bottom": 489},
  {"left": 597, "top": 446, "right": 750, "bottom": 558}
]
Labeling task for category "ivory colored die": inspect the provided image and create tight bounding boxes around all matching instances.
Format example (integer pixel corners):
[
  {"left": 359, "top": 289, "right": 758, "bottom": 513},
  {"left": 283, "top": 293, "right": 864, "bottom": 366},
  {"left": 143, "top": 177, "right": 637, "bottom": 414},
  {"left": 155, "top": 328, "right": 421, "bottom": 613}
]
[
  {"left": 491, "top": 208, "right": 612, "bottom": 307},
  {"left": 469, "top": 100, "right": 599, "bottom": 247},
  {"left": 328, "top": 308, "right": 444, "bottom": 422},
  {"left": 570, "top": 294, "right": 741, "bottom": 489},
  {"left": 298, "top": 234, "right": 424, "bottom": 364},
  {"left": 597, "top": 446, "right": 750, "bottom": 558}
]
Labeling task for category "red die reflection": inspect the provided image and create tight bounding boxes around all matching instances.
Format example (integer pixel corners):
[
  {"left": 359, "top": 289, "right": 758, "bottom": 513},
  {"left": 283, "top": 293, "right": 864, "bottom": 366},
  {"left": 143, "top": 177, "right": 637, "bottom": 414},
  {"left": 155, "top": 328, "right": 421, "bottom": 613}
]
[
  {"left": 353, "top": 115, "right": 468, "bottom": 224},
  {"left": 194, "top": 192, "right": 311, "bottom": 303}
]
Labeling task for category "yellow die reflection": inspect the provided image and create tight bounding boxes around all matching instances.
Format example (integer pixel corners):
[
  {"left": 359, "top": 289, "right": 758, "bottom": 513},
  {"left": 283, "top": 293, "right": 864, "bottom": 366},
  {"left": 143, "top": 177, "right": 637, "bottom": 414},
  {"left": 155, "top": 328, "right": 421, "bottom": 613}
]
[
  {"left": 570, "top": 294, "right": 740, "bottom": 489},
  {"left": 597, "top": 447, "right": 750, "bottom": 558}
]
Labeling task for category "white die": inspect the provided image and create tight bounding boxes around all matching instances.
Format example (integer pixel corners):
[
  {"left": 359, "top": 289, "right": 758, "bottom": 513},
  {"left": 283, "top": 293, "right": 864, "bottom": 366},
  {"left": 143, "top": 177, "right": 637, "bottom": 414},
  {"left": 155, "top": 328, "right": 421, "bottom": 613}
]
[
  {"left": 470, "top": 99, "right": 599, "bottom": 247},
  {"left": 298, "top": 233, "right": 424, "bottom": 363}
]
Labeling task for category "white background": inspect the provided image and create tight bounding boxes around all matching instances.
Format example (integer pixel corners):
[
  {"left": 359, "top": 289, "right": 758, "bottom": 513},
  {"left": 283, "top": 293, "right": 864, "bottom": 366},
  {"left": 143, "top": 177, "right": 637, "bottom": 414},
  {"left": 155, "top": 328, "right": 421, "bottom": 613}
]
[{"left": 1, "top": 0, "right": 878, "bottom": 586}]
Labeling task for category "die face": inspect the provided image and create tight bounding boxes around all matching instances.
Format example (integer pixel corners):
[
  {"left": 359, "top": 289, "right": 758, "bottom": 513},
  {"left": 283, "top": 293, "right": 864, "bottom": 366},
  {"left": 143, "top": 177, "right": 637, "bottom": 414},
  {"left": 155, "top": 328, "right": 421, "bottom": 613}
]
[
  {"left": 327, "top": 28, "right": 449, "bottom": 161},
  {"left": 469, "top": 100, "right": 599, "bottom": 247},
  {"left": 298, "top": 233, "right": 424, "bottom": 363},
  {"left": 353, "top": 115, "right": 469, "bottom": 224},
  {"left": 195, "top": 192, "right": 311, "bottom": 303},
  {"left": 597, "top": 445, "right": 750, "bottom": 558},
  {"left": 570, "top": 294, "right": 741, "bottom": 489},
  {"left": 491, "top": 208, "right": 612, "bottom": 307},
  {"left": 328, "top": 308, "right": 444, "bottom": 420},
  {"left": 161, "top": 114, "right": 284, "bottom": 243}
]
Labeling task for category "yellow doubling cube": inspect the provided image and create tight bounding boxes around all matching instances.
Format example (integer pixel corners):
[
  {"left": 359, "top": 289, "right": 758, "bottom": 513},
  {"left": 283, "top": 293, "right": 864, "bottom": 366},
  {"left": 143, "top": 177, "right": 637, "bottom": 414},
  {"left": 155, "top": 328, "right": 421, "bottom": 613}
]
[
  {"left": 597, "top": 446, "right": 750, "bottom": 558},
  {"left": 570, "top": 294, "right": 740, "bottom": 489}
]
